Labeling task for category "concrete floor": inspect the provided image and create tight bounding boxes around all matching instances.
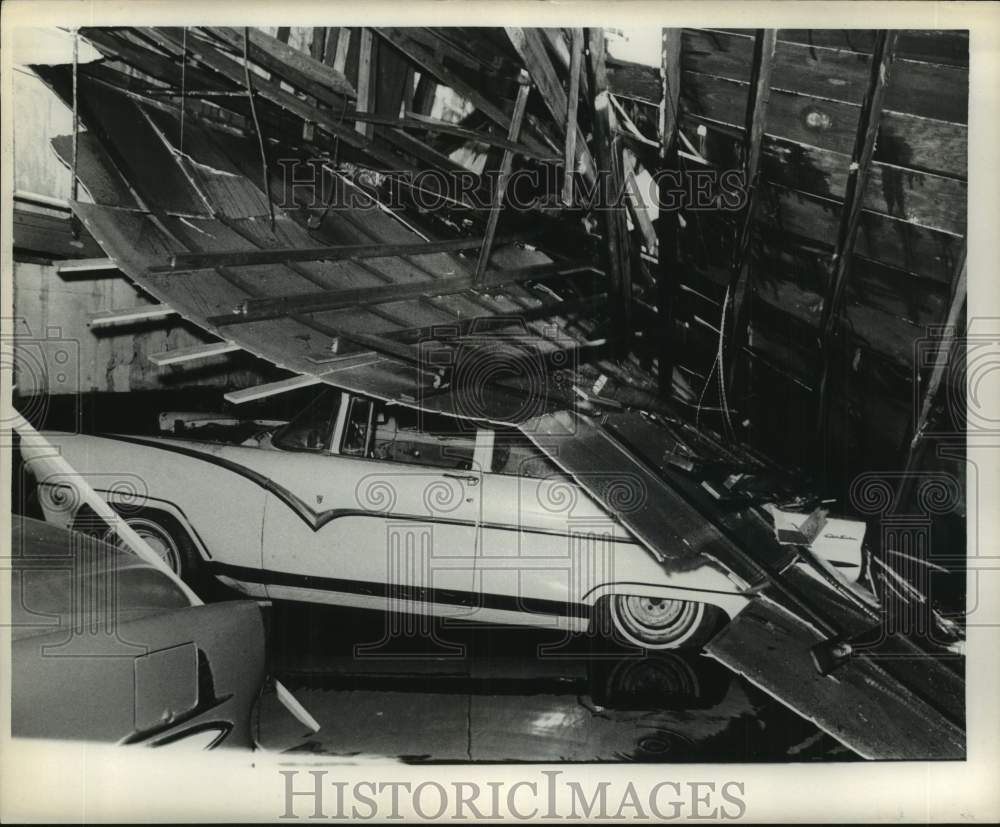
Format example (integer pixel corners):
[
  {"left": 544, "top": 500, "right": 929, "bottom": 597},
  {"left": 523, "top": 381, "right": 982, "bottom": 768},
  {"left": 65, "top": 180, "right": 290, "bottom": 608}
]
[{"left": 256, "top": 604, "right": 854, "bottom": 762}]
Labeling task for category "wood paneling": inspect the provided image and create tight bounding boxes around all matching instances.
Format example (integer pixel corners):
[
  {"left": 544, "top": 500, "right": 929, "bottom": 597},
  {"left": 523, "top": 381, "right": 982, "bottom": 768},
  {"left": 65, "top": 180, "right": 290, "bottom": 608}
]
[
  {"left": 683, "top": 29, "right": 968, "bottom": 124},
  {"left": 685, "top": 120, "right": 967, "bottom": 235},
  {"left": 681, "top": 70, "right": 967, "bottom": 179}
]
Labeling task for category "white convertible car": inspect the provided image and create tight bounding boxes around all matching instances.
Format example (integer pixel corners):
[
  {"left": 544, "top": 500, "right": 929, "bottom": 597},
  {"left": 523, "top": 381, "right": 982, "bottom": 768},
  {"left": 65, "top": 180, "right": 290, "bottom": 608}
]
[{"left": 30, "top": 389, "right": 772, "bottom": 650}]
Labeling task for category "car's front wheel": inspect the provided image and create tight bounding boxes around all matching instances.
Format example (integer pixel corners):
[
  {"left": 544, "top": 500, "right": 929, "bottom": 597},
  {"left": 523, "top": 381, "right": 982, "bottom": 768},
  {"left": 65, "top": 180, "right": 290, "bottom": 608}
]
[
  {"left": 103, "top": 514, "right": 184, "bottom": 577},
  {"left": 85, "top": 508, "right": 212, "bottom": 598},
  {"left": 602, "top": 594, "right": 724, "bottom": 651}
]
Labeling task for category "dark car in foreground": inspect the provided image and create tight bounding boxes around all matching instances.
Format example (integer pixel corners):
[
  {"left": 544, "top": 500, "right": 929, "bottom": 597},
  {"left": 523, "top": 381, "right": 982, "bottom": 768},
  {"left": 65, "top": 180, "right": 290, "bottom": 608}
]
[{"left": 10, "top": 516, "right": 268, "bottom": 749}]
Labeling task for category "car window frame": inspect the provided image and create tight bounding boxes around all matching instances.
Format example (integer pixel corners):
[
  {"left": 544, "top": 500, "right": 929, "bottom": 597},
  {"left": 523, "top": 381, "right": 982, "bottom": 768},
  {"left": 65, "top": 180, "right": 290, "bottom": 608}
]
[
  {"left": 334, "top": 394, "right": 482, "bottom": 473},
  {"left": 270, "top": 387, "right": 343, "bottom": 454}
]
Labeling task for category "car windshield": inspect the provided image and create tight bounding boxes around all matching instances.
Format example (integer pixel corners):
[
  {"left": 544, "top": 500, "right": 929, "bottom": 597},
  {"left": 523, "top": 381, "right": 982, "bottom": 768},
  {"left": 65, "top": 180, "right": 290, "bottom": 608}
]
[{"left": 272, "top": 389, "right": 342, "bottom": 452}]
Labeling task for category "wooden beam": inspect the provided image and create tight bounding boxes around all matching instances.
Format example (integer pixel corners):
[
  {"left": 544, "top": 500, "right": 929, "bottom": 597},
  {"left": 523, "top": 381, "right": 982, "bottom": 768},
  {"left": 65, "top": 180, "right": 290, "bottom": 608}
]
[
  {"left": 148, "top": 340, "right": 241, "bottom": 366},
  {"left": 89, "top": 305, "right": 176, "bottom": 328},
  {"left": 206, "top": 27, "right": 356, "bottom": 98},
  {"left": 203, "top": 27, "right": 355, "bottom": 99},
  {"left": 358, "top": 111, "right": 557, "bottom": 161},
  {"left": 894, "top": 245, "right": 966, "bottom": 519},
  {"left": 659, "top": 29, "right": 682, "bottom": 159},
  {"left": 150, "top": 231, "right": 536, "bottom": 272},
  {"left": 563, "top": 28, "right": 583, "bottom": 206},
  {"left": 475, "top": 70, "right": 532, "bottom": 282},
  {"left": 390, "top": 293, "right": 607, "bottom": 345},
  {"left": 207, "top": 260, "right": 600, "bottom": 327},
  {"left": 624, "top": 167, "right": 657, "bottom": 255},
  {"left": 723, "top": 29, "right": 778, "bottom": 397},
  {"left": 587, "top": 27, "right": 632, "bottom": 355},
  {"left": 910, "top": 251, "right": 966, "bottom": 451},
  {"left": 14, "top": 190, "right": 71, "bottom": 211},
  {"left": 815, "top": 30, "right": 900, "bottom": 443},
  {"left": 56, "top": 257, "right": 118, "bottom": 274},
  {"left": 309, "top": 27, "right": 327, "bottom": 62},
  {"left": 656, "top": 28, "right": 683, "bottom": 397},
  {"left": 505, "top": 27, "right": 596, "bottom": 184},
  {"left": 225, "top": 374, "right": 322, "bottom": 404},
  {"left": 412, "top": 72, "right": 436, "bottom": 116},
  {"left": 355, "top": 28, "right": 376, "bottom": 140},
  {"left": 332, "top": 27, "right": 351, "bottom": 74}
]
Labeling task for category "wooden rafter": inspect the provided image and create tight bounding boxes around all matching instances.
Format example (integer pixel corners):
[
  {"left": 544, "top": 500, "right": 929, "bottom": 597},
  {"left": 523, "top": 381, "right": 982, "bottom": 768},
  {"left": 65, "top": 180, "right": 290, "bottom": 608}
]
[
  {"left": 145, "top": 28, "right": 402, "bottom": 171},
  {"left": 505, "top": 27, "right": 595, "bottom": 184},
  {"left": 205, "top": 27, "right": 356, "bottom": 99},
  {"left": 150, "top": 231, "right": 538, "bottom": 272},
  {"left": 475, "top": 70, "right": 532, "bottom": 282},
  {"left": 206, "top": 260, "right": 600, "bottom": 326}
]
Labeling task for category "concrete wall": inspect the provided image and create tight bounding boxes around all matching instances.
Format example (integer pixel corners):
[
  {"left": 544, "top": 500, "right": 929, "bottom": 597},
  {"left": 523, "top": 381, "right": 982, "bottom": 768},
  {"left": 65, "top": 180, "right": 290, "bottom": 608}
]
[{"left": 11, "top": 264, "right": 269, "bottom": 395}]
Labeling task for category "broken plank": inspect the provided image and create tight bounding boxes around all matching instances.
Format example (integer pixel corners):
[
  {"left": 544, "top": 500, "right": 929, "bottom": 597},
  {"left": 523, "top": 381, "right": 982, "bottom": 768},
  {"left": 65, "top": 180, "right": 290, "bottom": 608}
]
[
  {"left": 225, "top": 373, "right": 322, "bottom": 404},
  {"left": 148, "top": 340, "right": 242, "bottom": 366},
  {"left": 706, "top": 599, "right": 964, "bottom": 759}
]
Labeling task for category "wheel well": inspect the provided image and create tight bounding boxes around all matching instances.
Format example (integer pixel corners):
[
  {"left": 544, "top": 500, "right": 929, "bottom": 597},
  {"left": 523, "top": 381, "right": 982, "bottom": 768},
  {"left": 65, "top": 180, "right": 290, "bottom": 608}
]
[{"left": 70, "top": 502, "right": 206, "bottom": 561}]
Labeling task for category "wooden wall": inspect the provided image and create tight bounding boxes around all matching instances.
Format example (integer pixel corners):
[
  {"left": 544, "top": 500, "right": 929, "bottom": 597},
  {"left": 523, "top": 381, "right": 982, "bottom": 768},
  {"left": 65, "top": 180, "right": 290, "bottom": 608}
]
[{"left": 663, "top": 28, "right": 968, "bottom": 483}]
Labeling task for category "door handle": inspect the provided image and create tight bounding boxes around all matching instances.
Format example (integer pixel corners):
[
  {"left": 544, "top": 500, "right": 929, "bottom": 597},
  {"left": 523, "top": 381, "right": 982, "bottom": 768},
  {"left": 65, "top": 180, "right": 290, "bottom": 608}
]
[{"left": 443, "top": 472, "right": 479, "bottom": 486}]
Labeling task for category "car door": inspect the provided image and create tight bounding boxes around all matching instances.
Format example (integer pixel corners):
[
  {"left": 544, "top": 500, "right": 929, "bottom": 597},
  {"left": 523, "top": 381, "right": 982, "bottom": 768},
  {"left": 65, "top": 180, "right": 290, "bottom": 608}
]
[
  {"left": 259, "top": 393, "right": 481, "bottom": 620},
  {"left": 475, "top": 427, "right": 627, "bottom": 627}
]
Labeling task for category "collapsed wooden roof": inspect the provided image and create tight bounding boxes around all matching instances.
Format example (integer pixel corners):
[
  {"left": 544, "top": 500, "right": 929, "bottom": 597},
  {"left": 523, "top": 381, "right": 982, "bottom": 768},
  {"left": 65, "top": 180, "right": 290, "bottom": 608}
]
[{"left": 30, "top": 26, "right": 968, "bottom": 759}]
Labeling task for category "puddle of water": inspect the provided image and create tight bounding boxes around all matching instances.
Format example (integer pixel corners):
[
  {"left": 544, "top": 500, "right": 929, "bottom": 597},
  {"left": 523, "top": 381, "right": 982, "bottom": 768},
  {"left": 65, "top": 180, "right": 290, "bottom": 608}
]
[{"left": 258, "top": 603, "right": 855, "bottom": 763}]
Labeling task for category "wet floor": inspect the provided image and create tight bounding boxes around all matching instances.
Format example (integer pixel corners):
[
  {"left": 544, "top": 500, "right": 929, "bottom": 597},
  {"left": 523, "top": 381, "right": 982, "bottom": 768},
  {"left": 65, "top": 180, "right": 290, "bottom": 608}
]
[{"left": 256, "top": 603, "right": 856, "bottom": 762}]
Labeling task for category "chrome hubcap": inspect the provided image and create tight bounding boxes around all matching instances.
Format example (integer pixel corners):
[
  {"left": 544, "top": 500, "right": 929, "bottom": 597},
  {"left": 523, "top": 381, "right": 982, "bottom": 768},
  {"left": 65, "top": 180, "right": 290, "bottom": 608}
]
[
  {"left": 611, "top": 595, "right": 704, "bottom": 649},
  {"left": 104, "top": 519, "right": 181, "bottom": 576}
]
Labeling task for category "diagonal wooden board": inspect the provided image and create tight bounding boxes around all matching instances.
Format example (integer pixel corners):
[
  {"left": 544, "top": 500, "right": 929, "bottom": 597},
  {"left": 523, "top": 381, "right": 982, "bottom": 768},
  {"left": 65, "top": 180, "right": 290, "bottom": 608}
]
[{"left": 705, "top": 599, "right": 965, "bottom": 760}]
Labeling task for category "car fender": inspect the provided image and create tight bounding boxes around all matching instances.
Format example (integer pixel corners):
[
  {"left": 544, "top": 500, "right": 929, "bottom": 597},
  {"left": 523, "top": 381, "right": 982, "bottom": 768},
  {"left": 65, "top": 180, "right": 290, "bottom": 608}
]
[{"left": 583, "top": 571, "right": 752, "bottom": 621}]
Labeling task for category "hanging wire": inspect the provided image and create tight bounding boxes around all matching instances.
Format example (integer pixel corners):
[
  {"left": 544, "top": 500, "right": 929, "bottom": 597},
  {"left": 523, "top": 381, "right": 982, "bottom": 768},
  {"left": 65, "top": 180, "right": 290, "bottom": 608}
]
[
  {"left": 70, "top": 28, "right": 80, "bottom": 240},
  {"left": 242, "top": 27, "right": 276, "bottom": 231},
  {"left": 179, "top": 27, "right": 187, "bottom": 154}
]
